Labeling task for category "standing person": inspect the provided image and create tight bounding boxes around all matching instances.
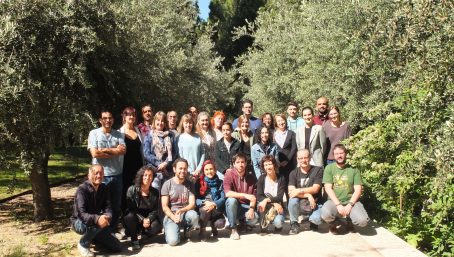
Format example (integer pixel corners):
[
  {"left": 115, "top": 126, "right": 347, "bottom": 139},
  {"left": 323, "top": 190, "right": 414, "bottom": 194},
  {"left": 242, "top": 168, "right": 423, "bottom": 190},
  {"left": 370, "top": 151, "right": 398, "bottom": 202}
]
[
  {"left": 256, "top": 155, "right": 286, "bottom": 233},
  {"left": 274, "top": 113, "right": 297, "bottom": 182},
  {"left": 224, "top": 153, "right": 259, "bottom": 240},
  {"left": 251, "top": 126, "right": 279, "bottom": 179},
  {"left": 195, "top": 160, "right": 226, "bottom": 240},
  {"left": 161, "top": 158, "right": 200, "bottom": 246},
  {"left": 175, "top": 114, "right": 205, "bottom": 177},
  {"left": 196, "top": 112, "right": 217, "bottom": 163},
  {"left": 119, "top": 107, "right": 144, "bottom": 214},
  {"left": 87, "top": 110, "right": 126, "bottom": 232},
  {"left": 71, "top": 165, "right": 122, "bottom": 257},
  {"left": 286, "top": 101, "right": 304, "bottom": 132},
  {"left": 321, "top": 144, "right": 369, "bottom": 234},
  {"left": 232, "top": 115, "right": 254, "bottom": 175},
  {"left": 123, "top": 166, "right": 161, "bottom": 250},
  {"left": 261, "top": 112, "right": 275, "bottom": 131},
  {"left": 167, "top": 110, "right": 179, "bottom": 137},
  {"left": 232, "top": 99, "right": 262, "bottom": 134},
  {"left": 188, "top": 105, "right": 198, "bottom": 123},
  {"left": 211, "top": 111, "right": 226, "bottom": 141},
  {"left": 313, "top": 97, "right": 330, "bottom": 125},
  {"left": 143, "top": 111, "right": 173, "bottom": 189},
  {"left": 296, "top": 106, "right": 327, "bottom": 167},
  {"left": 287, "top": 149, "right": 324, "bottom": 235},
  {"left": 138, "top": 104, "right": 153, "bottom": 137},
  {"left": 323, "top": 106, "right": 352, "bottom": 164},
  {"left": 215, "top": 122, "right": 241, "bottom": 177}
]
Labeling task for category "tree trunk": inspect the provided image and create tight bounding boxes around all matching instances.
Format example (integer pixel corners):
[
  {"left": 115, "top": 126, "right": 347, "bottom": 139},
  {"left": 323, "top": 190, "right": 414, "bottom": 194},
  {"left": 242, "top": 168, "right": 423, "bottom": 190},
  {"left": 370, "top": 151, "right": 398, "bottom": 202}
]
[{"left": 29, "top": 151, "right": 53, "bottom": 221}]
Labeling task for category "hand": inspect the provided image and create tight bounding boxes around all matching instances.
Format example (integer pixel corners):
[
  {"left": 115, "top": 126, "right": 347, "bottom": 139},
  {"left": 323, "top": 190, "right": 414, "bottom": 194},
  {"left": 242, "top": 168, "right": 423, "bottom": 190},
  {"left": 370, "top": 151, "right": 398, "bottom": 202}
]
[
  {"left": 143, "top": 218, "right": 151, "bottom": 228},
  {"left": 273, "top": 203, "right": 284, "bottom": 214},
  {"left": 336, "top": 204, "right": 345, "bottom": 216},
  {"left": 117, "top": 144, "right": 126, "bottom": 152},
  {"left": 289, "top": 188, "right": 300, "bottom": 199},
  {"left": 193, "top": 169, "right": 200, "bottom": 177},
  {"left": 307, "top": 194, "right": 316, "bottom": 209},
  {"left": 97, "top": 214, "right": 110, "bottom": 228},
  {"left": 246, "top": 208, "right": 255, "bottom": 220},
  {"left": 202, "top": 202, "right": 216, "bottom": 212},
  {"left": 258, "top": 199, "right": 269, "bottom": 213},
  {"left": 157, "top": 162, "right": 167, "bottom": 171},
  {"left": 170, "top": 213, "right": 181, "bottom": 223},
  {"left": 344, "top": 203, "right": 353, "bottom": 216},
  {"left": 244, "top": 194, "right": 256, "bottom": 203},
  {"left": 280, "top": 161, "right": 288, "bottom": 167}
]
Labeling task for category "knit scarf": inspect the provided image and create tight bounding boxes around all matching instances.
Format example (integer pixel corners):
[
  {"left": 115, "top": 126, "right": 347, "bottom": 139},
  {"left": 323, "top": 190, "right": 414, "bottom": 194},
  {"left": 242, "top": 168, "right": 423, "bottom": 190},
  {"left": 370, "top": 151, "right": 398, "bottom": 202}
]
[
  {"left": 199, "top": 175, "right": 222, "bottom": 201},
  {"left": 151, "top": 130, "right": 172, "bottom": 161}
]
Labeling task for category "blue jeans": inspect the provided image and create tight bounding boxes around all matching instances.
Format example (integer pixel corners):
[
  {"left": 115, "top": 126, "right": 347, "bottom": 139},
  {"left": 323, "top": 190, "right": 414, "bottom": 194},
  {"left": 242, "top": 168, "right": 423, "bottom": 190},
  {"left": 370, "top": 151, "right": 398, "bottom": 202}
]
[
  {"left": 103, "top": 175, "right": 122, "bottom": 231},
  {"left": 72, "top": 219, "right": 121, "bottom": 252},
  {"left": 225, "top": 198, "right": 259, "bottom": 228},
  {"left": 288, "top": 198, "right": 322, "bottom": 225},
  {"left": 163, "top": 210, "right": 199, "bottom": 246}
]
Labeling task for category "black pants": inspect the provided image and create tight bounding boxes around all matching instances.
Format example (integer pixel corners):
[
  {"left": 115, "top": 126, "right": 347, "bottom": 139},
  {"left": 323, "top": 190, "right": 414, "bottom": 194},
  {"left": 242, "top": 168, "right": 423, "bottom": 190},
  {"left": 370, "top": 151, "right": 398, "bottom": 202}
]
[
  {"left": 123, "top": 212, "right": 161, "bottom": 241},
  {"left": 199, "top": 208, "right": 226, "bottom": 229}
]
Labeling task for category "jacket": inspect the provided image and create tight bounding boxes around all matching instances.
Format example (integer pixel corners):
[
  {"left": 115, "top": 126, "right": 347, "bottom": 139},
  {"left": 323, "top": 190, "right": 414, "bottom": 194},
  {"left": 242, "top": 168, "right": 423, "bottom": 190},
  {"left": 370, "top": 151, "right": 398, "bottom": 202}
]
[
  {"left": 71, "top": 181, "right": 111, "bottom": 227},
  {"left": 295, "top": 125, "right": 327, "bottom": 167},
  {"left": 256, "top": 174, "right": 286, "bottom": 205},
  {"left": 215, "top": 137, "right": 241, "bottom": 174},
  {"left": 125, "top": 185, "right": 160, "bottom": 222}
]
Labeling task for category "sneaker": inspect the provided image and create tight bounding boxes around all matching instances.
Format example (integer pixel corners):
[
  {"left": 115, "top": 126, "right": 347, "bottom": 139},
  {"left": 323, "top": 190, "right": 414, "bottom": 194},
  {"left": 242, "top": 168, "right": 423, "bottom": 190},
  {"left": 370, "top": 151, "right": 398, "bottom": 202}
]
[
  {"left": 131, "top": 240, "right": 140, "bottom": 250},
  {"left": 310, "top": 222, "right": 318, "bottom": 231},
  {"left": 199, "top": 227, "right": 207, "bottom": 241},
  {"left": 329, "top": 223, "right": 340, "bottom": 234},
  {"left": 77, "top": 242, "right": 94, "bottom": 257},
  {"left": 300, "top": 220, "right": 311, "bottom": 231},
  {"left": 210, "top": 224, "right": 218, "bottom": 237},
  {"left": 289, "top": 222, "right": 300, "bottom": 235},
  {"left": 274, "top": 227, "right": 283, "bottom": 233},
  {"left": 346, "top": 221, "right": 356, "bottom": 233},
  {"left": 230, "top": 228, "right": 240, "bottom": 240}
]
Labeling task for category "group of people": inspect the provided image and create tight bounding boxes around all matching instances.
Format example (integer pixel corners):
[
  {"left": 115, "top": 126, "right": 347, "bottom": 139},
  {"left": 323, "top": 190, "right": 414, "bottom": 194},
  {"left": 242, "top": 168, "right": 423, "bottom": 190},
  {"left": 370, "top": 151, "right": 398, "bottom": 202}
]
[{"left": 70, "top": 97, "right": 369, "bottom": 256}]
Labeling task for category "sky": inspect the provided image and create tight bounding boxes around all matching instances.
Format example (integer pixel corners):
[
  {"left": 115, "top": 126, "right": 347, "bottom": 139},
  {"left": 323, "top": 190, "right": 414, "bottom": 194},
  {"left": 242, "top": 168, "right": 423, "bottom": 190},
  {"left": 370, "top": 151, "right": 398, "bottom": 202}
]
[{"left": 198, "top": 0, "right": 210, "bottom": 20}]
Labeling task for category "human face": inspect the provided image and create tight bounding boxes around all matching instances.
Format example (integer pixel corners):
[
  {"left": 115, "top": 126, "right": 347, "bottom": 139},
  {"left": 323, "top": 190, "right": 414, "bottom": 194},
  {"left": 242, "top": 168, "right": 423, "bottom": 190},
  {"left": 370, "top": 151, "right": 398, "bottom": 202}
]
[
  {"left": 222, "top": 124, "right": 232, "bottom": 139},
  {"left": 302, "top": 109, "right": 313, "bottom": 126},
  {"left": 99, "top": 112, "right": 113, "bottom": 129},
  {"left": 189, "top": 106, "right": 198, "bottom": 117},
  {"left": 142, "top": 107, "right": 153, "bottom": 122},
  {"left": 173, "top": 161, "right": 188, "bottom": 180},
  {"left": 124, "top": 111, "right": 136, "bottom": 125},
  {"left": 233, "top": 157, "right": 246, "bottom": 174},
  {"left": 333, "top": 148, "right": 347, "bottom": 165},
  {"left": 275, "top": 116, "right": 286, "bottom": 131},
  {"left": 183, "top": 120, "right": 193, "bottom": 134},
  {"left": 240, "top": 119, "right": 249, "bottom": 132},
  {"left": 167, "top": 111, "right": 177, "bottom": 127},
  {"left": 260, "top": 127, "right": 269, "bottom": 144},
  {"left": 329, "top": 109, "right": 340, "bottom": 123},
  {"left": 199, "top": 115, "right": 210, "bottom": 131},
  {"left": 88, "top": 166, "right": 104, "bottom": 187},
  {"left": 316, "top": 98, "right": 329, "bottom": 114},
  {"left": 263, "top": 160, "right": 275, "bottom": 176},
  {"left": 242, "top": 103, "right": 253, "bottom": 116},
  {"left": 297, "top": 151, "right": 311, "bottom": 169},
  {"left": 262, "top": 114, "right": 272, "bottom": 128},
  {"left": 287, "top": 105, "right": 298, "bottom": 119},
  {"left": 142, "top": 170, "right": 154, "bottom": 187},
  {"left": 214, "top": 116, "right": 223, "bottom": 129},
  {"left": 154, "top": 117, "right": 165, "bottom": 131},
  {"left": 203, "top": 163, "right": 216, "bottom": 179}
]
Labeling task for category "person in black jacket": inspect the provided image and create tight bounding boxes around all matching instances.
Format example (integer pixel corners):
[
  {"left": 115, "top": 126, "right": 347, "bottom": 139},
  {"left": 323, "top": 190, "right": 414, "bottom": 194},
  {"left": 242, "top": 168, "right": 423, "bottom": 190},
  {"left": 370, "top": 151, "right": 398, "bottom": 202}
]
[
  {"left": 71, "top": 164, "right": 122, "bottom": 257},
  {"left": 256, "top": 155, "right": 286, "bottom": 233},
  {"left": 123, "top": 166, "right": 161, "bottom": 250},
  {"left": 215, "top": 122, "right": 241, "bottom": 178}
]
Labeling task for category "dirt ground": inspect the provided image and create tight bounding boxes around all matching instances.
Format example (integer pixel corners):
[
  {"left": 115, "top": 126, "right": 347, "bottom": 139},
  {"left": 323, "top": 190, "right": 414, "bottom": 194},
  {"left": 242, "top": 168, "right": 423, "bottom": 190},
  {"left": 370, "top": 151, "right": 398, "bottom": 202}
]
[{"left": 0, "top": 178, "right": 84, "bottom": 257}]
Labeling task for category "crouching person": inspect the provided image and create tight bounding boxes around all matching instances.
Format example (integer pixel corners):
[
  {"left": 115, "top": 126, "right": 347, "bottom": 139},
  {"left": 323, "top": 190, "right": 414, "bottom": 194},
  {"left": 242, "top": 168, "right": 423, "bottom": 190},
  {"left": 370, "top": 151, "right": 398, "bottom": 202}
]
[
  {"left": 71, "top": 164, "right": 122, "bottom": 257},
  {"left": 161, "top": 158, "right": 199, "bottom": 246},
  {"left": 321, "top": 144, "right": 369, "bottom": 234},
  {"left": 123, "top": 166, "right": 161, "bottom": 250},
  {"left": 224, "top": 153, "right": 259, "bottom": 240}
]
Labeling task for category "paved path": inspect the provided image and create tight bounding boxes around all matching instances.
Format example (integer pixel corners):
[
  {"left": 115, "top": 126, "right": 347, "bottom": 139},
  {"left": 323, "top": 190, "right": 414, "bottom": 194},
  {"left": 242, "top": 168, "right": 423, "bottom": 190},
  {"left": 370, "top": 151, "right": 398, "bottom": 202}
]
[{"left": 100, "top": 222, "right": 427, "bottom": 257}]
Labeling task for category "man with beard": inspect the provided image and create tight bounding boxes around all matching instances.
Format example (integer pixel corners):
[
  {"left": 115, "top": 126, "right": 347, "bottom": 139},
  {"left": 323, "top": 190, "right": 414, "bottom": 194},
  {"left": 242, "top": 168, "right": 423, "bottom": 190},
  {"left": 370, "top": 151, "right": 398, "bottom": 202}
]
[
  {"left": 138, "top": 104, "right": 153, "bottom": 137},
  {"left": 321, "top": 144, "right": 369, "bottom": 234},
  {"left": 232, "top": 99, "right": 262, "bottom": 134},
  {"left": 313, "top": 97, "right": 330, "bottom": 125},
  {"left": 167, "top": 110, "right": 179, "bottom": 136},
  {"left": 286, "top": 101, "right": 304, "bottom": 132}
]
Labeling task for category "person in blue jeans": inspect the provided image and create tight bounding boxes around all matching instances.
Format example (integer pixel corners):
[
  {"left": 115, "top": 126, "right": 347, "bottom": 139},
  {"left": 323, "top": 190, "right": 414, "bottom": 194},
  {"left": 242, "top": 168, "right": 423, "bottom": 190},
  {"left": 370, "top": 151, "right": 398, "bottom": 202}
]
[
  {"left": 71, "top": 164, "right": 122, "bottom": 257},
  {"left": 288, "top": 149, "right": 324, "bottom": 235},
  {"left": 161, "top": 158, "right": 199, "bottom": 246}
]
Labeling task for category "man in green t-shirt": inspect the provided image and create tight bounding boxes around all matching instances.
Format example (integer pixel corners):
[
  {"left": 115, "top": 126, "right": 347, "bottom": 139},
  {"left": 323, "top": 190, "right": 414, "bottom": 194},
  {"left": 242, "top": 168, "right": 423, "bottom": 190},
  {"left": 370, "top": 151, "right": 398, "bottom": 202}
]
[{"left": 321, "top": 144, "right": 369, "bottom": 234}]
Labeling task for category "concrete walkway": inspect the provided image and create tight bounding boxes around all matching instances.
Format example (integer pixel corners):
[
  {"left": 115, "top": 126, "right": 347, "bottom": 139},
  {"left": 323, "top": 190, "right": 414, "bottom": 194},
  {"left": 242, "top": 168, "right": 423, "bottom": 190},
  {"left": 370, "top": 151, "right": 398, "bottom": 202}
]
[{"left": 101, "top": 222, "right": 427, "bottom": 257}]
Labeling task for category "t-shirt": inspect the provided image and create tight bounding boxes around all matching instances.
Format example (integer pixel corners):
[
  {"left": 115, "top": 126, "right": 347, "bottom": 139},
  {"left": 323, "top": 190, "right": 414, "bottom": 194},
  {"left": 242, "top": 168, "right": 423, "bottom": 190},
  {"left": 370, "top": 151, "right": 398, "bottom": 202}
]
[
  {"left": 322, "top": 121, "right": 352, "bottom": 160},
  {"left": 322, "top": 164, "right": 363, "bottom": 204},
  {"left": 87, "top": 128, "right": 125, "bottom": 176},
  {"left": 161, "top": 178, "right": 195, "bottom": 212},
  {"left": 288, "top": 166, "right": 323, "bottom": 201},
  {"left": 176, "top": 133, "right": 205, "bottom": 174},
  {"left": 264, "top": 176, "right": 279, "bottom": 197}
]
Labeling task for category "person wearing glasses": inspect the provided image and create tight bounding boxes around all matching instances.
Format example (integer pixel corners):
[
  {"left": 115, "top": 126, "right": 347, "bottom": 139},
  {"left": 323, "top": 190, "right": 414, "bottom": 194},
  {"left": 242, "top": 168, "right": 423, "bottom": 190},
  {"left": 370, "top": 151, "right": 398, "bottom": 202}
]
[{"left": 87, "top": 110, "right": 126, "bottom": 232}]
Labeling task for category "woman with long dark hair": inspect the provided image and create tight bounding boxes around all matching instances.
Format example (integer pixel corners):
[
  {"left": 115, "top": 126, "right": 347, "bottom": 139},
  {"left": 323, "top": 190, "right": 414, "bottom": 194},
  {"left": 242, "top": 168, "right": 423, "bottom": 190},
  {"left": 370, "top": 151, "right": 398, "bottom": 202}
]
[{"left": 251, "top": 126, "right": 279, "bottom": 179}]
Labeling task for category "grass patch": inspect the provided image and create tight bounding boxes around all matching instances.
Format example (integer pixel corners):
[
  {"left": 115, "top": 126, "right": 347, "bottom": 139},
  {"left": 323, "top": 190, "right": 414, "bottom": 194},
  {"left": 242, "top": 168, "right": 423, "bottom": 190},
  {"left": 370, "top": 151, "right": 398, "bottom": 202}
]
[{"left": 0, "top": 146, "right": 90, "bottom": 200}]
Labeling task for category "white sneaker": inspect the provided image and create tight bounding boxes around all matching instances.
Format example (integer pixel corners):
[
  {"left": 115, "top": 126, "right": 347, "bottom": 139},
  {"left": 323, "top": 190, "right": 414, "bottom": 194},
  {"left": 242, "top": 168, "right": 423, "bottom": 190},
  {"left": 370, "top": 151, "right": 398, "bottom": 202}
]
[
  {"left": 77, "top": 242, "right": 94, "bottom": 257},
  {"left": 131, "top": 240, "right": 140, "bottom": 250},
  {"left": 230, "top": 229, "right": 240, "bottom": 240}
]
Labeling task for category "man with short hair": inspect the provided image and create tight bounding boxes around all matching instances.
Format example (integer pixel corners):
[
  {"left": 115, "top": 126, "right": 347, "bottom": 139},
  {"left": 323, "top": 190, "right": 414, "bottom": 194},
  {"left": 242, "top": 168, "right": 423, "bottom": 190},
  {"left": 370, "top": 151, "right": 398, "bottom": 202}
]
[
  {"left": 313, "top": 97, "right": 330, "bottom": 125},
  {"left": 87, "top": 111, "right": 126, "bottom": 231},
  {"left": 161, "top": 158, "right": 199, "bottom": 246},
  {"left": 223, "top": 153, "right": 258, "bottom": 240},
  {"left": 167, "top": 110, "right": 179, "bottom": 136},
  {"left": 321, "top": 144, "right": 369, "bottom": 234},
  {"left": 138, "top": 104, "right": 153, "bottom": 137},
  {"left": 287, "top": 149, "right": 324, "bottom": 235},
  {"left": 71, "top": 164, "right": 122, "bottom": 257},
  {"left": 232, "top": 99, "right": 262, "bottom": 134},
  {"left": 287, "top": 101, "right": 304, "bottom": 132}
]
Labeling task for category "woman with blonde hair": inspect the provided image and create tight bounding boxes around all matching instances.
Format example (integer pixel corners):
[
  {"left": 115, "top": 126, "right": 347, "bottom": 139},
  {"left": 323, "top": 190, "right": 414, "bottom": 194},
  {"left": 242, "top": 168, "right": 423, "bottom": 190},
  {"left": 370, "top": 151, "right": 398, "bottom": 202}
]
[{"left": 175, "top": 114, "right": 205, "bottom": 177}]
